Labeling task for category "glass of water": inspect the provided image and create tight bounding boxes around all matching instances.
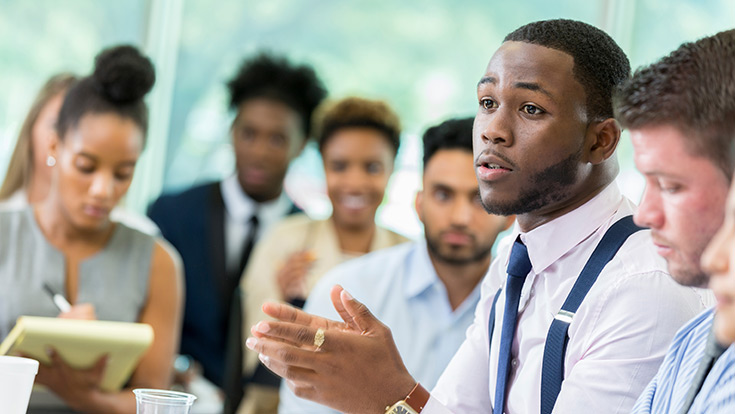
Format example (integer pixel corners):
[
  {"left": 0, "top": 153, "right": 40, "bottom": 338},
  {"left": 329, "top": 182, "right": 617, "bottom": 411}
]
[{"left": 133, "top": 389, "right": 197, "bottom": 414}]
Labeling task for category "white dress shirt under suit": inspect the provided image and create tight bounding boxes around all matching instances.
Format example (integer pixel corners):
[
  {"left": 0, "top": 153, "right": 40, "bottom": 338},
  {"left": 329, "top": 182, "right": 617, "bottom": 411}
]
[{"left": 424, "top": 183, "right": 712, "bottom": 414}]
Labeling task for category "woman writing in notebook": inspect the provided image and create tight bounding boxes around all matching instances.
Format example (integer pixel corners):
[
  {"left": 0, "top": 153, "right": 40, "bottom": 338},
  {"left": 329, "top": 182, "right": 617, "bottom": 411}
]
[{"left": 0, "top": 46, "right": 183, "bottom": 413}]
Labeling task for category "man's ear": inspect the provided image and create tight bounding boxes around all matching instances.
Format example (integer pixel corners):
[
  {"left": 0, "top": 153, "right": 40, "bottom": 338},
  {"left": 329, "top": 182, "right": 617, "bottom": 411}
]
[
  {"left": 414, "top": 191, "right": 424, "bottom": 224},
  {"left": 586, "top": 118, "right": 621, "bottom": 164}
]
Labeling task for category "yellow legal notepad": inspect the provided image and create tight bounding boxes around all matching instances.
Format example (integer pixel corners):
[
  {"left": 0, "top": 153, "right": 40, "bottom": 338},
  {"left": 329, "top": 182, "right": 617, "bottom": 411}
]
[{"left": 0, "top": 316, "right": 153, "bottom": 392}]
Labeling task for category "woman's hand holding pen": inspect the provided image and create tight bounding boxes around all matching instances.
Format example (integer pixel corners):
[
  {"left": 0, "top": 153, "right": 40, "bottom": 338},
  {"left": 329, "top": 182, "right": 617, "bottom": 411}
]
[
  {"left": 43, "top": 283, "right": 97, "bottom": 320},
  {"left": 58, "top": 303, "right": 97, "bottom": 320}
]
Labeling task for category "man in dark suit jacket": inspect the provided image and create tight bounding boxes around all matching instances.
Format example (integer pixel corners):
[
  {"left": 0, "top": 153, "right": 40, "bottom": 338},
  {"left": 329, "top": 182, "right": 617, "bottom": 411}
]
[{"left": 148, "top": 53, "right": 327, "bottom": 405}]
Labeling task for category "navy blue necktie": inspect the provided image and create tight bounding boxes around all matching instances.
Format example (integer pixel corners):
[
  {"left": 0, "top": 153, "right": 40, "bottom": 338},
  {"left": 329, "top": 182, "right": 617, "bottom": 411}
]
[{"left": 494, "top": 237, "right": 532, "bottom": 414}]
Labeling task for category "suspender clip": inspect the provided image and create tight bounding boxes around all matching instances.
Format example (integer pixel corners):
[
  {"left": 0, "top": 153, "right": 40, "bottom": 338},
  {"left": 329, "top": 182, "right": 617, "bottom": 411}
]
[{"left": 554, "top": 310, "right": 575, "bottom": 324}]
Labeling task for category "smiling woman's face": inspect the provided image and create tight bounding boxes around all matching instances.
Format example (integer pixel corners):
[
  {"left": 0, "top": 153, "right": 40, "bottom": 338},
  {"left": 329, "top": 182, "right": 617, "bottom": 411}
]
[
  {"left": 322, "top": 127, "right": 394, "bottom": 232},
  {"left": 51, "top": 112, "right": 143, "bottom": 232},
  {"left": 701, "top": 174, "right": 735, "bottom": 345}
]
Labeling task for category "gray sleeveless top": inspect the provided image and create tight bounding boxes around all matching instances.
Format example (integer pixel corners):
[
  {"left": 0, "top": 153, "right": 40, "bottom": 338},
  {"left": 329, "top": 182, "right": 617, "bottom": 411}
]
[
  {"left": 0, "top": 208, "right": 156, "bottom": 413},
  {"left": 0, "top": 207, "right": 154, "bottom": 344}
]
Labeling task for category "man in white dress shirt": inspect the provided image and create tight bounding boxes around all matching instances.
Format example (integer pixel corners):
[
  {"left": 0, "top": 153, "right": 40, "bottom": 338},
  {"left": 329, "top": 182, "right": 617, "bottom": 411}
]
[
  {"left": 245, "top": 19, "right": 710, "bottom": 414},
  {"left": 278, "top": 117, "right": 513, "bottom": 413}
]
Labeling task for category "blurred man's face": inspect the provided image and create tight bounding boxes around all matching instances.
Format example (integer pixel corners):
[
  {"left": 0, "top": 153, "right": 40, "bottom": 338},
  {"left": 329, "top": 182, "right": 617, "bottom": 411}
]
[
  {"left": 632, "top": 124, "right": 730, "bottom": 287},
  {"left": 417, "top": 149, "right": 512, "bottom": 265},
  {"left": 232, "top": 98, "right": 304, "bottom": 202}
]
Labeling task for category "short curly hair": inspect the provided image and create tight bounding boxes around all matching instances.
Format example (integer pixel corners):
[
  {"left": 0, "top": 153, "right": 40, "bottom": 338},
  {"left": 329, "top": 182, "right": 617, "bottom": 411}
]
[
  {"left": 227, "top": 52, "right": 327, "bottom": 137},
  {"left": 504, "top": 19, "right": 630, "bottom": 122},
  {"left": 615, "top": 29, "right": 735, "bottom": 177},
  {"left": 313, "top": 97, "right": 401, "bottom": 157}
]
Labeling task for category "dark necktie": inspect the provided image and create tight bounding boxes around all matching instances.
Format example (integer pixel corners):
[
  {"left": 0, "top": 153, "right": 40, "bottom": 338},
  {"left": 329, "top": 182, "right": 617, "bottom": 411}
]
[
  {"left": 235, "top": 211, "right": 259, "bottom": 279},
  {"left": 494, "top": 237, "right": 532, "bottom": 414}
]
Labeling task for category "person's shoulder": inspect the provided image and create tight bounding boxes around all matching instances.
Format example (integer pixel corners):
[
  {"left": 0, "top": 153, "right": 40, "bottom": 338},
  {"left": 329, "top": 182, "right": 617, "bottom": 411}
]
[
  {"left": 0, "top": 206, "right": 31, "bottom": 230},
  {"left": 147, "top": 181, "right": 220, "bottom": 229},
  {"left": 150, "top": 181, "right": 219, "bottom": 209},
  {"left": 375, "top": 225, "right": 411, "bottom": 246},
  {"left": 602, "top": 228, "right": 671, "bottom": 281},
  {"left": 269, "top": 213, "right": 316, "bottom": 233},
  {"left": 672, "top": 307, "right": 716, "bottom": 342}
]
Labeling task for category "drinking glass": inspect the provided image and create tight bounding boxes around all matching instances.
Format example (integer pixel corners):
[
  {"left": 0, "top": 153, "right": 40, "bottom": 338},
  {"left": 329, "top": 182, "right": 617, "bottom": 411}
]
[{"left": 133, "top": 388, "right": 197, "bottom": 414}]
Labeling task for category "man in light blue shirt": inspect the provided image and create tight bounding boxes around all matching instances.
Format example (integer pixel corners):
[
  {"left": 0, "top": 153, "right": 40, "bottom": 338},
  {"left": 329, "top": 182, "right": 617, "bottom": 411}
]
[
  {"left": 615, "top": 29, "right": 735, "bottom": 414},
  {"left": 278, "top": 117, "right": 512, "bottom": 413}
]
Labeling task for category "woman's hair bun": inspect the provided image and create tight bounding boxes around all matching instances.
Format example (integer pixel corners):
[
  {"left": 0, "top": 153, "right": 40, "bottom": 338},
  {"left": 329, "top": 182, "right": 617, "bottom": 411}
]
[{"left": 92, "top": 45, "right": 155, "bottom": 104}]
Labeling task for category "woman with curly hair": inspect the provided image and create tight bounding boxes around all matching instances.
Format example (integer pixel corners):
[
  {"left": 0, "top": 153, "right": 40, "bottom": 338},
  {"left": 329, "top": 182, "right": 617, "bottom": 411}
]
[{"left": 238, "top": 96, "right": 409, "bottom": 414}]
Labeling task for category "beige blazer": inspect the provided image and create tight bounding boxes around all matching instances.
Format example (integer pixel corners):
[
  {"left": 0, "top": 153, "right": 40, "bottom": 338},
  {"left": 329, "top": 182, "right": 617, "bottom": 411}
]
[{"left": 241, "top": 213, "right": 409, "bottom": 376}]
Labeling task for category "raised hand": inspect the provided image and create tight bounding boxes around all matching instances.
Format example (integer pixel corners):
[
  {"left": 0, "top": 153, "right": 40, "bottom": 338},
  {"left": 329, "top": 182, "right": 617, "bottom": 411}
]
[
  {"left": 275, "top": 250, "right": 316, "bottom": 300},
  {"left": 246, "top": 285, "right": 417, "bottom": 414}
]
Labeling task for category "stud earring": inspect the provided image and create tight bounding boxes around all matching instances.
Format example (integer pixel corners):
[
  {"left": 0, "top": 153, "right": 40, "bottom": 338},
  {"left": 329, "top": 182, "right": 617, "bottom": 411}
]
[{"left": 46, "top": 155, "right": 56, "bottom": 167}]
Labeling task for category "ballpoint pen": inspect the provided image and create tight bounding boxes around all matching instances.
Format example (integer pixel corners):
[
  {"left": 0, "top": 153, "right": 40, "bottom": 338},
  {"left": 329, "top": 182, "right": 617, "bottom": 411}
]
[{"left": 43, "top": 283, "right": 72, "bottom": 313}]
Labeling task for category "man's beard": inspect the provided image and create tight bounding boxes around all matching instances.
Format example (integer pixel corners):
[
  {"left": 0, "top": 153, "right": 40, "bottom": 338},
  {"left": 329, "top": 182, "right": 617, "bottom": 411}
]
[
  {"left": 425, "top": 230, "right": 494, "bottom": 265},
  {"left": 481, "top": 146, "right": 583, "bottom": 216}
]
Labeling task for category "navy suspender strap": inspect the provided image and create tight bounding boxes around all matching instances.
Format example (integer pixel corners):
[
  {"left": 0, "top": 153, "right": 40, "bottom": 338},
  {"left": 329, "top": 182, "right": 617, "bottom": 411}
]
[{"left": 539, "top": 215, "right": 643, "bottom": 414}]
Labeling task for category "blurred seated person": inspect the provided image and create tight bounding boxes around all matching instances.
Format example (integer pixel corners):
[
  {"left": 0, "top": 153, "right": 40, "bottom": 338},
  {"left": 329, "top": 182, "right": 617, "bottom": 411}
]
[
  {"left": 0, "top": 72, "right": 158, "bottom": 236},
  {"left": 0, "top": 45, "right": 183, "bottom": 414},
  {"left": 692, "top": 170, "right": 735, "bottom": 413},
  {"left": 239, "top": 97, "right": 410, "bottom": 414},
  {"left": 0, "top": 73, "right": 77, "bottom": 209},
  {"left": 278, "top": 117, "right": 513, "bottom": 413},
  {"left": 147, "top": 53, "right": 327, "bottom": 395}
]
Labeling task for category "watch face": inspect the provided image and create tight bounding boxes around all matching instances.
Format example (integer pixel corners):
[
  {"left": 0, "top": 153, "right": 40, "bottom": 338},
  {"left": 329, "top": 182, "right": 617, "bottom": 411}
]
[{"left": 388, "top": 402, "right": 418, "bottom": 414}]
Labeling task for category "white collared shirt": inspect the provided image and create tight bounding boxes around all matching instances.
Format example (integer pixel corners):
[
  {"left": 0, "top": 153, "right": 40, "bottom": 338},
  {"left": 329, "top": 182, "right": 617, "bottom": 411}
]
[
  {"left": 220, "top": 174, "right": 294, "bottom": 274},
  {"left": 425, "top": 183, "right": 713, "bottom": 414}
]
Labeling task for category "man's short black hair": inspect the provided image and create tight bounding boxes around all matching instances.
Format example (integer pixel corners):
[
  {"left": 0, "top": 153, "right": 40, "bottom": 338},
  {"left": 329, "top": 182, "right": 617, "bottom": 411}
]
[
  {"left": 422, "top": 117, "right": 474, "bottom": 167},
  {"left": 227, "top": 52, "right": 327, "bottom": 137},
  {"left": 615, "top": 29, "right": 735, "bottom": 177},
  {"left": 504, "top": 19, "right": 631, "bottom": 122}
]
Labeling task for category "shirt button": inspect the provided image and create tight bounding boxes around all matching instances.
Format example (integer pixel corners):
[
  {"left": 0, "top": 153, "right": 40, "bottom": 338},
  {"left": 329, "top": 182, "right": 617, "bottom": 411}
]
[{"left": 511, "top": 359, "right": 519, "bottom": 367}]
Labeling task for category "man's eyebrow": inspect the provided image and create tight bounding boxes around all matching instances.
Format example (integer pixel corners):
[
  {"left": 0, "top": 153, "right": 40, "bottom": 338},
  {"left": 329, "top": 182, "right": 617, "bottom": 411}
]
[
  {"left": 477, "top": 76, "right": 496, "bottom": 88},
  {"left": 514, "top": 82, "right": 553, "bottom": 99}
]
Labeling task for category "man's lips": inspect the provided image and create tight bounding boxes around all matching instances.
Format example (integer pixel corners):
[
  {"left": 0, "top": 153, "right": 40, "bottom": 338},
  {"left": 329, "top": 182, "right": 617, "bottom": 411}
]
[
  {"left": 243, "top": 167, "right": 268, "bottom": 184},
  {"left": 475, "top": 152, "right": 514, "bottom": 171},
  {"left": 475, "top": 152, "right": 514, "bottom": 182},
  {"left": 441, "top": 231, "right": 472, "bottom": 245},
  {"left": 651, "top": 235, "right": 673, "bottom": 257}
]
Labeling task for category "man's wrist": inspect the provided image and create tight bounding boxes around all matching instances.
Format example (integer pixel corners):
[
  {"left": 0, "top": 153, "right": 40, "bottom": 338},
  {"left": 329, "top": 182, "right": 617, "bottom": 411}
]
[{"left": 384, "top": 382, "right": 430, "bottom": 414}]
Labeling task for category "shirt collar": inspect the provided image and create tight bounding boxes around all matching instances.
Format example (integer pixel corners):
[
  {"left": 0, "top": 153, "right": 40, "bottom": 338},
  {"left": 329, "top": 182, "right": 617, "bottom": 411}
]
[
  {"left": 513, "top": 182, "right": 625, "bottom": 275},
  {"left": 220, "top": 174, "right": 292, "bottom": 222},
  {"left": 404, "top": 242, "right": 442, "bottom": 299}
]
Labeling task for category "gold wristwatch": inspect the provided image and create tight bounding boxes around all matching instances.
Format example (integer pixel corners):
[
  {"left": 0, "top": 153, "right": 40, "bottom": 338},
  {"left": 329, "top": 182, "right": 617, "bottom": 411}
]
[{"left": 385, "top": 383, "right": 430, "bottom": 414}]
